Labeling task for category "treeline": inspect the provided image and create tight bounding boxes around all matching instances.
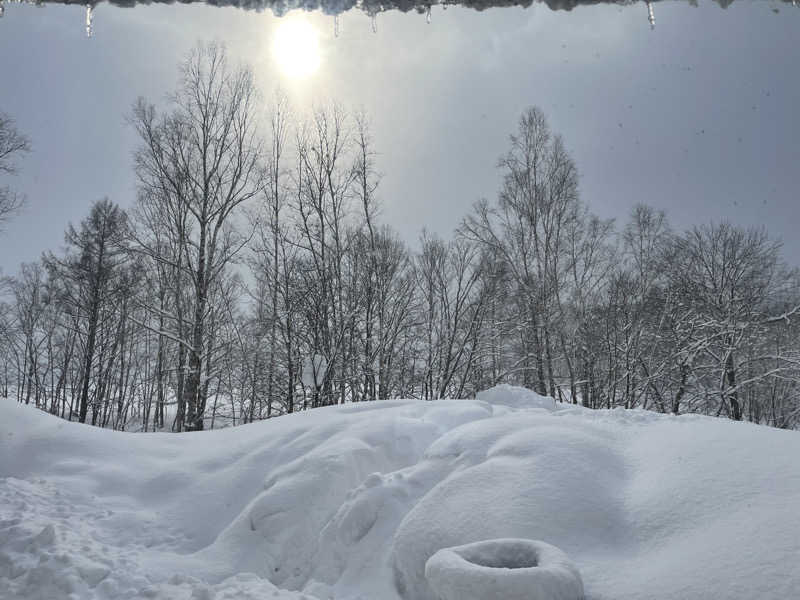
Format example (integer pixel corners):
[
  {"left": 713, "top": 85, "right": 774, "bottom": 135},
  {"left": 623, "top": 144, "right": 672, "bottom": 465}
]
[{"left": 2, "top": 43, "right": 799, "bottom": 431}]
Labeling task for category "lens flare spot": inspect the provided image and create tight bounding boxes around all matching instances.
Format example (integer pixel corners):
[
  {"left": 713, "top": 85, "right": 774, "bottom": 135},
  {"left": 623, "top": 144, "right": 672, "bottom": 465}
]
[{"left": 272, "top": 18, "right": 321, "bottom": 79}]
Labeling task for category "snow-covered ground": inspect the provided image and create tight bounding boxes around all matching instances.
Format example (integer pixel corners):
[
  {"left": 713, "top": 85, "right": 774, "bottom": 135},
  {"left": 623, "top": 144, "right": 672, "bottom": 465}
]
[{"left": 2, "top": 384, "right": 799, "bottom": 600}]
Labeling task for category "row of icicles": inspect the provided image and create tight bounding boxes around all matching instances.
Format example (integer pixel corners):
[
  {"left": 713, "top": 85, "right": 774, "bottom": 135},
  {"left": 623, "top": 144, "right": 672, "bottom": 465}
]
[
  {"left": 342, "top": 0, "right": 656, "bottom": 37},
  {"left": 16, "top": 0, "right": 799, "bottom": 37},
  {"left": 355, "top": 0, "right": 798, "bottom": 32},
  {"left": 0, "top": 0, "right": 93, "bottom": 30}
]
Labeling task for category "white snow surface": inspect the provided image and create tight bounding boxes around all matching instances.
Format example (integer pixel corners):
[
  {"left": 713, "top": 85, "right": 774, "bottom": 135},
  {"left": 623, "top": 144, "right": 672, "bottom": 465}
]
[
  {"left": 424, "top": 539, "right": 583, "bottom": 600},
  {"left": 1, "top": 387, "right": 799, "bottom": 600},
  {"left": 475, "top": 383, "right": 557, "bottom": 410}
]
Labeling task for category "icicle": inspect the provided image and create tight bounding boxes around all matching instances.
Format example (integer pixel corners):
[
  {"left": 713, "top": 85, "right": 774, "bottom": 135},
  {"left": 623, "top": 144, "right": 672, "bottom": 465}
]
[
  {"left": 85, "top": 4, "right": 93, "bottom": 38},
  {"left": 371, "top": 12, "right": 377, "bottom": 34},
  {"left": 0, "top": 1, "right": 4, "bottom": 18},
  {"left": 646, "top": 1, "right": 655, "bottom": 30},
  {"left": 334, "top": 14, "right": 340, "bottom": 37},
  {"left": 426, "top": 5, "right": 431, "bottom": 24}
]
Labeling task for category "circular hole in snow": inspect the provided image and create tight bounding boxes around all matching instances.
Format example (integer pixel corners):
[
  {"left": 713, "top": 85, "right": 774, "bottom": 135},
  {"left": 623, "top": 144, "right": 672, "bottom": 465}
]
[
  {"left": 456, "top": 541, "right": 539, "bottom": 569},
  {"left": 425, "top": 539, "right": 583, "bottom": 600}
]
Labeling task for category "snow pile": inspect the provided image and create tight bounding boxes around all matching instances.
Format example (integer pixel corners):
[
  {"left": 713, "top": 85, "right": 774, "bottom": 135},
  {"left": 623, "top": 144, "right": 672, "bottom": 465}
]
[
  {"left": 2, "top": 386, "right": 800, "bottom": 600},
  {"left": 0, "top": 476, "right": 314, "bottom": 600},
  {"left": 390, "top": 410, "right": 626, "bottom": 599},
  {"left": 425, "top": 539, "right": 583, "bottom": 600},
  {"left": 475, "top": 383, "right": 556, "bottom": 410}
]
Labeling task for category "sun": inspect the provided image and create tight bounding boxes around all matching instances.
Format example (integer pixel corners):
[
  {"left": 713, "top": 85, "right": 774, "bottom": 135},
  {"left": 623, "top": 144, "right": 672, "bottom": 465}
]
[{"left": 272, "top": 18, "right": 321, "bottom": 79}]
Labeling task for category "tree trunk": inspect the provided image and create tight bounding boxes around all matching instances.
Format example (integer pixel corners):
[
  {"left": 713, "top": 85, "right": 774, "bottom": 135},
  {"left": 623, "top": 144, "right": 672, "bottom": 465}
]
[{"left": 725, "top": 346, "right": 741, "bottom": 421}]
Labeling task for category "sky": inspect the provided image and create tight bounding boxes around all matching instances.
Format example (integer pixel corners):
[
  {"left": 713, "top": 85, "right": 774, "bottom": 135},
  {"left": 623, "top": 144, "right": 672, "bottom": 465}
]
[{"left": 0, "top": 0, "right": 798, "bottom": 274}]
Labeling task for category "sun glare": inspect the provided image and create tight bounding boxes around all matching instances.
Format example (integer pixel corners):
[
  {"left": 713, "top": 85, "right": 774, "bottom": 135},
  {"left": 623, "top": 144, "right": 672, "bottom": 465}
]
[{"left": 272, "top": 18, "right": 321, "bottom": 79}]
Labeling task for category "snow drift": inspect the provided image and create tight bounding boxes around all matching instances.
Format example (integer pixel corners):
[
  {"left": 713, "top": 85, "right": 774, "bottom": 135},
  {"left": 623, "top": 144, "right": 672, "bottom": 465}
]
[{"left": 1, "top": 387, "right": 799, "bottom": 599}]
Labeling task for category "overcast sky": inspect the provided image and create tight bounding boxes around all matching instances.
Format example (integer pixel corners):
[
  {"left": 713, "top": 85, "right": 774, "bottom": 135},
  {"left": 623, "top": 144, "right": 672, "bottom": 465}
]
[{"left": 0, "top": 0, "right": 798, "bottom": 274}]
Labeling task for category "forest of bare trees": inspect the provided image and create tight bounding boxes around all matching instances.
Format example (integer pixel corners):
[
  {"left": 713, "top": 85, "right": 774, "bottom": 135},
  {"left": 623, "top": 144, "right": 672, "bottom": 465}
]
[{"left": 2, "top": 43, "right": 799, "bottom": 431}]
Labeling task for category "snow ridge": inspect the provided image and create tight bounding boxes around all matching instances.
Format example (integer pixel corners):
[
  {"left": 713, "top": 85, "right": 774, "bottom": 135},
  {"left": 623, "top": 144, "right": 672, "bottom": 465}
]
[{"left": 2, "top": 387, "right": 799, "bottom": 600}]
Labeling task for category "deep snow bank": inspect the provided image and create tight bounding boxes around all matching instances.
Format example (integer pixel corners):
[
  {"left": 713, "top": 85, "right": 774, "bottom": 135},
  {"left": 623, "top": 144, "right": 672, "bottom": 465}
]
[{"left": 1, "top": 389, "right": 799, "bottom": 600}]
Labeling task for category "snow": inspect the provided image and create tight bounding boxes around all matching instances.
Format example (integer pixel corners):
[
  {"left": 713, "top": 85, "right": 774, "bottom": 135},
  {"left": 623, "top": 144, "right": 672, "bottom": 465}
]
[
  {"left": 425, "top": 539, "right": 583, "bottom": 600},
  {"left": 475, "top": 383, "right": 557, "bottom": 410},
  {"left": 1, "top": 387, "right": 800, "bottom": 600}
]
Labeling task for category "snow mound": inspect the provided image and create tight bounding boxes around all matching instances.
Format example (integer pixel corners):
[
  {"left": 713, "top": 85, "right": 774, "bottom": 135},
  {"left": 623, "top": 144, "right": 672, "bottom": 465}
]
[
  {"left": 2, "top": 388, "right": 800, "bottom": 600},
  {"left": 0, "top": 477, "right": 317, "bottom": 600},
  {"left": 476, "top": 384, "right": 557, "bottom": 410},
  {"left": 390, "top": 414, "right": 624, "bottom": 600},
  {"left": 425, "top": 539, "right": 583, "bottom": 600}
]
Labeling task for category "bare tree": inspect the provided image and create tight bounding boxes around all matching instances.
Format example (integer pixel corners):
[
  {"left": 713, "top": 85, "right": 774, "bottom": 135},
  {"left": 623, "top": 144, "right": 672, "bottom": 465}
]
[
  {"left": 668, "top": 223, "right": 782, "bottom": 421},
  {"left": 247, "top": 92, "right": 291, "bottom": 420},
  {"left": 415, "top": 233, "right": 487, "bottom": 399},
  {"left": 43, "top": 199, "right": 130, "bottom": 423},
  {"left": 0, "top": 111, "right": 31, "bottom": 230},
  {"left": 462, "top": 107, "right": 580, "bottom": 396},
  {"left": 293, "top": 103, "right": 355, "bottom": 407},
  {"left": 132, "top": 42, "right": 263, "bottom": 431}
]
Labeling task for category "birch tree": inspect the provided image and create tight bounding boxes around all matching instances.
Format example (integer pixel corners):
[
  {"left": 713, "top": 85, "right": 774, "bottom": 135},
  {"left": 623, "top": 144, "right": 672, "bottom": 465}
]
[{"left": 132, "top": 42, "right": 263, "bottom": 430}]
